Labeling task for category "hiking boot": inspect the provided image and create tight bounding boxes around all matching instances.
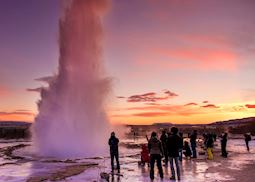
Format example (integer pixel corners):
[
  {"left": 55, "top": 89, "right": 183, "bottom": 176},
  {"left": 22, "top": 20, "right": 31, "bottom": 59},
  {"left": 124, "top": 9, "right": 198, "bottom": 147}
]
[{"left": 170, "top": 176, "right": 176, "bottom": 180}]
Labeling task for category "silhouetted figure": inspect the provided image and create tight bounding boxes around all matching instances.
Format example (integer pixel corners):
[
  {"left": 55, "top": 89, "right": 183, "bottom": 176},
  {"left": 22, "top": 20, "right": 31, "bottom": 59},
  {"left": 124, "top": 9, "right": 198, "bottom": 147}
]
[
  {"left": 160, "top": 129, "right": 168, "bottom": 165},
  {"left": 203, "top": 133, "right": 208, "bottom": 148},
  {"left": 220, "top": 133, "right": 228, "bottom": 158},
  {"left": 148, "top": 132, "right": 164, "bottom": 180},
  {"left": 109, "top": 132, "right": 120, "bottom": 173},
  {"left": 244, "top": 133, "right": 252, "bottom": 151},
  {"left": 167, "top": 127, "right": 182, "bottom": 180},
  {"left": 133, "top": 131, "right": 137, "bottom": 141},
  {"left": 206, "top": 134, "right": 214, "bottom": 160},
  {"left": 190, "top": 130, "right": 197, "bottom": 158},
  {"left": 213, "top": 133, "right": 217, "bottom": 142},
  {"left": 178, "top": 132, "right": 184, "bottom": 161},
  {"left": 183, "top": 141, "right": 192, "bottom": 159}
]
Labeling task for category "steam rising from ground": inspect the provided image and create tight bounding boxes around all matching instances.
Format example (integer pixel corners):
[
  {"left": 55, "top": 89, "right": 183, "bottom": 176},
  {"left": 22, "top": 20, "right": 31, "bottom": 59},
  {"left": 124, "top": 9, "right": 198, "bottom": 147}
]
[{"left": 33, "top": 0, "right": 111, "bottom": 158}]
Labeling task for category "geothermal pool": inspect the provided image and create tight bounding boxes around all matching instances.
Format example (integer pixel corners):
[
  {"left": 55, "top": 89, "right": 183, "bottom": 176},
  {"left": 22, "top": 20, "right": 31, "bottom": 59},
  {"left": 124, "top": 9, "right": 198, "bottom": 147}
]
[{"left": 0, "top": 138, "right": 254, "bottom": 182}]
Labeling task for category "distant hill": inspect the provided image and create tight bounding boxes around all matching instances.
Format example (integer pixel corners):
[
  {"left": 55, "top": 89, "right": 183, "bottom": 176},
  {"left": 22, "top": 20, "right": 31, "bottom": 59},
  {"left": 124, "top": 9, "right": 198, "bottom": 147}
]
[
  {"left": 151, "top": 117, "right": 255, "bottom": 127},
  {"left": 0, "top": 121, "right": 32, "bottom": 139},
  {"left": 0, "top": 121, "right": 32, "bottom": 127},
  {"left": 209, "top": 117, "right": 255, "bottom": 127}
]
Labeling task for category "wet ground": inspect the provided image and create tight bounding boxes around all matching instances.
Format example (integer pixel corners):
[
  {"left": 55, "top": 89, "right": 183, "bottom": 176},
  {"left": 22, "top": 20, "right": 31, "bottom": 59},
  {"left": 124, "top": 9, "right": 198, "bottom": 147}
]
[{"left": 0, "top": 138, "right": 254, "bottom": 182}]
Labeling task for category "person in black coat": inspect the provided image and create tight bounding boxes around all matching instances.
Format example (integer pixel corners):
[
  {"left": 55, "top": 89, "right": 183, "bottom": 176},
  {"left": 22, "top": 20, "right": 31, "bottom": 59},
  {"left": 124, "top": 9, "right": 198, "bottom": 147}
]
[
  {"left": 183, "top": 141, "right": 192, "bottom": 158},
  {"left": 167, "top": 127, "right": 182, "bottom": 180},
  {"left": 108, "top": 132, "right": 120, "bottom": 173},
  {"left": 178, "top": 132, "right": 184, "bottom": 161},
  {"left": 190, "top": 130, "right": 197, "bottom": 158},
  {"left": 160, "top": 129, "right": 168, "bottom": 165},
  {"left": 220, "top": 132, "right": 228, "bottom": 158},
  {"left": 244, "top": 133, "right": 252, "bottom": 151}
]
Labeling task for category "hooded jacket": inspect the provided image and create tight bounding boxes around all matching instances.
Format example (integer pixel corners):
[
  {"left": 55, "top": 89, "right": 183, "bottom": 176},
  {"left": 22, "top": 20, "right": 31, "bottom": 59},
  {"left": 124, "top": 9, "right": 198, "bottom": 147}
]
[
  {"left": 167, "top": 133, "right": 182, "bottom": 157},
  {"left": 148, "top": 136, "right": 163, "bottom": 155}
]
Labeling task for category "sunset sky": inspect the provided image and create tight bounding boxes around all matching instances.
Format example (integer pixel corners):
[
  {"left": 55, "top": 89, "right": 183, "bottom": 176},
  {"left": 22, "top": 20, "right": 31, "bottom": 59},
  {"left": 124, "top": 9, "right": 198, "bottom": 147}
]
[{"left": 0, "top": 0, "right": 255, "bottom": 124}]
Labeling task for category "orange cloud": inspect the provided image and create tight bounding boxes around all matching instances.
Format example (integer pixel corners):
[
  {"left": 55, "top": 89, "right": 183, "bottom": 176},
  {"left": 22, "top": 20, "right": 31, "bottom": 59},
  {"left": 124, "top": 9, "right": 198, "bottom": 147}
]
[
  {"left": 184, "top": 102, "right": 198, "bottom": 106},
  {"left": 0, "top": 110, "right": 35, "bottom": 121},
  {"left": 232, "top": 105, "right": 247, "bottom": 112},
  {"left": 245, "top": 104, "right": 255, "bottom": 109},
  {"left": 0, "top": 111, "right": 35, "bottom": 116},
  {"left": 132, "top": 112, "right": 169, "bottom": 117}
]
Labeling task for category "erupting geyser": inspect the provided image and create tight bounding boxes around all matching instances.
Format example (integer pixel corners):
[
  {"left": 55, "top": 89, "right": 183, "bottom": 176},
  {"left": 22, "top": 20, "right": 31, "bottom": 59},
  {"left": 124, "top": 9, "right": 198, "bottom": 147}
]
[{"left": 33, "top": 0, "right": 111, "bottom": 158}]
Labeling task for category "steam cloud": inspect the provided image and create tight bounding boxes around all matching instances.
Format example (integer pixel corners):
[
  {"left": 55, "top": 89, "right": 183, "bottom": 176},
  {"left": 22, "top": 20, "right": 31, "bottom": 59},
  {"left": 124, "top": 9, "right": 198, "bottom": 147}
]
[{"left": 33, "top": 0, "right": 111, "bottom": 158}]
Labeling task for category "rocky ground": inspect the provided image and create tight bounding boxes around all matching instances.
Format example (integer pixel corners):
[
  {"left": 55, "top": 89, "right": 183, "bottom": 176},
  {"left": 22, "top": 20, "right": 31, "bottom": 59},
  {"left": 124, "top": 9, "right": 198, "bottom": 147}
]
[{"left": 0, "top": 138, "right": 254, "bottom": 182}]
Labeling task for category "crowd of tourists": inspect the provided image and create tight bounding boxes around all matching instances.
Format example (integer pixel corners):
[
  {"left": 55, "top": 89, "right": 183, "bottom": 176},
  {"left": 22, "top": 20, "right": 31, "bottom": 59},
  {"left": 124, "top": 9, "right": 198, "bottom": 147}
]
[{"left": 108, "top": 129, "right": 252, "bottom": 181}]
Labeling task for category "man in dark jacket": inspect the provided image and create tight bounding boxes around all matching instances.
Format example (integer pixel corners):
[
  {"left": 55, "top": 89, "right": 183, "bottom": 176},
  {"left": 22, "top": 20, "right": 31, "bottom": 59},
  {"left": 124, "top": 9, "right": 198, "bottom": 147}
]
[
  {"left": 160, "top": 129, "right": 168, "bottom": 165},
  {"left": 190, "top": 130, "right": 197, "bottom": 158},
  {"left": 220, "top": 132, "right": 228, "bottom": 158},
  {"left": 167, "top": 127, "right": 181, "bottom": 180},
  {"left": 148, "top": 132, "right": 164, "bottom": 180},
  {"left": 108, "top": 132, "right": 120, "bottom": 173},
  {"left": 178, "top": 132, "right": 184, "bottom": 162},
  {"left": 244, "top": 133, "right": 252, "bottom": 151}
]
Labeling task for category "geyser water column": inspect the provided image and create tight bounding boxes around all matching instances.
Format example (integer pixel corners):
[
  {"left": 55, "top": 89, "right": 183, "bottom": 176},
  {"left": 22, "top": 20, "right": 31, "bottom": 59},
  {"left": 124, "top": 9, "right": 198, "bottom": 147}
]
[{"left": 34, "top": 0, "right": 111, "bottom": 158}]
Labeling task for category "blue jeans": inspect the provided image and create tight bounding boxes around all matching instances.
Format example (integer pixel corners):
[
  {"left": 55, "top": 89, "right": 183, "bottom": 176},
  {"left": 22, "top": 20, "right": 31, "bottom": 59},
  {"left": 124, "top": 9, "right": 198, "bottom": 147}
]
[
  {"left": 150, "top": 154, "right": 163, "bottom": 179},
  {"left": 191, "top": 142, "right": 197, "bottom": 158},
  {"left": 178, "top": 148, "right": 183, "bottom": 161},
  {"left": 169, "top": 157, "right": 180, "bottom": 178}
]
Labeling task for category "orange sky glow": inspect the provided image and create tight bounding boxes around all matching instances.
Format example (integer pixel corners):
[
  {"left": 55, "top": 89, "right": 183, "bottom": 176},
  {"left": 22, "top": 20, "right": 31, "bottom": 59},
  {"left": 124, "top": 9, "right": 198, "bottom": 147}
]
[{"left": 0, "top": 0, "right": 255, "bottom": 124}]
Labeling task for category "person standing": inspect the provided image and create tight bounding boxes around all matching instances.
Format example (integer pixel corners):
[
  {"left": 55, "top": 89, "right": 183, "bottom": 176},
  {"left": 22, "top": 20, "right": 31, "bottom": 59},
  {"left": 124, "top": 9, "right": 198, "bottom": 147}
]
[
  {"left": 148, "top": 132, "right": 164, "bottom": 180},
  {"left": 220, "top": 132, "right": 228, "bottom": 158},
  {"left": 244, "top": 133, "right": 252, "bottom": 151},
  {"left": 183, "top": 141, "right": 192, "bottom": 159},
  {"left": 167, "top": 127, "right": 182, "bottom": 180},
  {"left": 190, "top": 130, "right": 197, "bottom": 158},
  {"left": 206, "top": 134, "right": 214, "bottom": 160},
  {"left": 108, "top": 132, "right": 120, "bottom": 173},
  {"left": 160, "top": 129, "right": 168, "bottom": 165},
  {"left": 178, "top": 132, "right": 184, "bottom": 162}
]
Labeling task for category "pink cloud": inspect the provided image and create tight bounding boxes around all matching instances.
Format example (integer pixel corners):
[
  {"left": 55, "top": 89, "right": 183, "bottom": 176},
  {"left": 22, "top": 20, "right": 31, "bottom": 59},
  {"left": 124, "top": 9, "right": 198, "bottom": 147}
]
[
  {"left": 157, "top": 47, "right": 237, "bottom": 71},
  {"left": 164, "top": 90, "right": 179, "bottom": 97},
  {"left": 127, "top": 90, "right": 178, "bottom": 103},
  {"left": 202, "top": 104, "right": 220, "bottom": 109}
]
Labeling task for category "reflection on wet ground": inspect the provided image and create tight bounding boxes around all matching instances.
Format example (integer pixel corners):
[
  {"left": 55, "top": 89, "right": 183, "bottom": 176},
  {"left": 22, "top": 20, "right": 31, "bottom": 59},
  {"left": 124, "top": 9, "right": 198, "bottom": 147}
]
[{"left": 0, "top": 139, "right": 254, "bottom": 182}]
